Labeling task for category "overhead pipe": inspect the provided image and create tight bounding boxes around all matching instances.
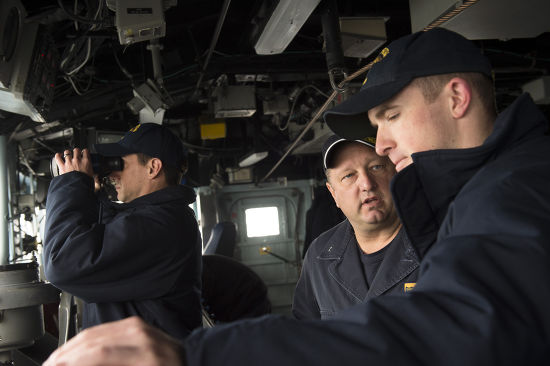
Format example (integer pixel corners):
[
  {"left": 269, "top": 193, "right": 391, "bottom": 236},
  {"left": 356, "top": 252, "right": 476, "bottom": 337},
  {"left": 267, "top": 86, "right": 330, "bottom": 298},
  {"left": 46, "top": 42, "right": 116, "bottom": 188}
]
[
  {"left": 0, "top": 135, "right": 9, "bottom": 265},
  {"left": 321, "top": 0, "right": 347, "bottom": 93},
  {"left": 147, "top": 39, "right": 165, "bottom": 86}
]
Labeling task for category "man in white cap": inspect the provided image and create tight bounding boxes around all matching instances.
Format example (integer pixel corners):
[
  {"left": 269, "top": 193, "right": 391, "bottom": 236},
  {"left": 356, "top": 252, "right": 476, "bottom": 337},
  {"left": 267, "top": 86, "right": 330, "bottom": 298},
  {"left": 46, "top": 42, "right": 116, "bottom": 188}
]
[{"left": 293, "top": 134, "right": 422, "bottom": 320}]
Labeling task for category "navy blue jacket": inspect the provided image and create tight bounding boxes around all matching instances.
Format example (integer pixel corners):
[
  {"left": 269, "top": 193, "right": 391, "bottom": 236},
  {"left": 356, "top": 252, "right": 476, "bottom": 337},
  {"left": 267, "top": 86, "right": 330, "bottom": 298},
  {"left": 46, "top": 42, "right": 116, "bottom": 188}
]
[
  {"left": 183, "top": 95, "right": 550, "bottom": 365},
  {"left": 293, "top": 222, "right": 419, "bottom": 319},
  {"left": 44, "top": 172, "right": 202, "bottom": 340}
]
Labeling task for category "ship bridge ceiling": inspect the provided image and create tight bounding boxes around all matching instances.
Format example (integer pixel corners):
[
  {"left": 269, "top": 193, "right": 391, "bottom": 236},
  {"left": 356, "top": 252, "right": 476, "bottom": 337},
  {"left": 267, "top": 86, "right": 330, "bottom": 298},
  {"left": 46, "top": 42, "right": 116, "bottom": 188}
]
[{"left": 1, "top": 0, "right": 549, "bottom": 186}]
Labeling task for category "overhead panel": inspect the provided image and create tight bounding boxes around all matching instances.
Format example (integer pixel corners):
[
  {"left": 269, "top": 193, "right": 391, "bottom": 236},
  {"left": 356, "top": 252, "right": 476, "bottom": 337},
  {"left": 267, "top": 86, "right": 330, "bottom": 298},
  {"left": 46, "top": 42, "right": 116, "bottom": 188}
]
[
  {"left": 213, "top": 86, "right": 256, "bottom": 118},
  {"left": 291, "top": 123, "right": 333, "bottom": 155},
  {"left": 109, "top": 0, "right": 172, "bottom": 45},
  {"left": 0, "top": 13, "right": 59, "bottom": 122},
  {"left": 410, "top": 0, "right": 550, "bottom": 39},
  {"left": 339, "top": 17, "right": 388, "bottom": 59},
  {"left": 200, "top": 120, "right": 227, "bottom": 140}
]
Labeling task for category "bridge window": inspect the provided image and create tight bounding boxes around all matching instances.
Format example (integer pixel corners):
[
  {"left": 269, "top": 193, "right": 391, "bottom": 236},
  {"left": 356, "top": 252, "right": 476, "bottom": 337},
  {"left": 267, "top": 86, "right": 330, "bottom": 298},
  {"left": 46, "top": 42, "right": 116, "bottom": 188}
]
[{"left": 245, "top": 206, "right": 280, "bottom": 237}]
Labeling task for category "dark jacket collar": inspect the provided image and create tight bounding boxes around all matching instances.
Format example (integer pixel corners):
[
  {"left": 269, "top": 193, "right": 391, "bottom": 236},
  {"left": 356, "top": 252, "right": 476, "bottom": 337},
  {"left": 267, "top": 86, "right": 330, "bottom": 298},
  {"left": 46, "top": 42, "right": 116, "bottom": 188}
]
[
  {"left": 392, "top": 94, "right": 547, "bottom": 253},
  {"left": 105, "top": 185, "right": 197, "bottom": 210}
]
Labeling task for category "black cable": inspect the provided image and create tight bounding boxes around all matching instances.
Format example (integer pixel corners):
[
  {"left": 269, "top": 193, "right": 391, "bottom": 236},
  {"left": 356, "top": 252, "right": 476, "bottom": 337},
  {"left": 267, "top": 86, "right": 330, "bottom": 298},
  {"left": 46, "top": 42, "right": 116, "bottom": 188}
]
[
  {"left": 181, "top": 141, "right": 243, "bottom": 153},
  {"left": 82, "top": 0, "right": 92, "bottom": 18},
  {"left": 112, "top": 44, "right": 136, "bottom": 88},
  {"left": 192, "top": 0, "right": 232, "bottom": 97},
  {"left": 57, "top": 0, "right": 106, "bottom": 25}
]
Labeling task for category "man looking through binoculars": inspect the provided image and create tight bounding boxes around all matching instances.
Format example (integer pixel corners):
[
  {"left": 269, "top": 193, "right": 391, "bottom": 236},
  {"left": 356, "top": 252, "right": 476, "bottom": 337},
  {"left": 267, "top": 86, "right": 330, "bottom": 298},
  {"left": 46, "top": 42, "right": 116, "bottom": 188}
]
[{"left": 43, "top": 123, "right": 202, "bottom": 341}]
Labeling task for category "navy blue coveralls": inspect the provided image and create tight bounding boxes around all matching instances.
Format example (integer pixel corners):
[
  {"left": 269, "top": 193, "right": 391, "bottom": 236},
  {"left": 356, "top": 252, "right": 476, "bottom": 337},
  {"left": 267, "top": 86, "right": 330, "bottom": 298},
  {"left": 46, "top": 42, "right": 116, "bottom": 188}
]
[
  {"left": 293, "top": 222, "right": 419, "bottom": 319},
  {"left": 44, "top": 171, "right": 202, "bottom": 340}
]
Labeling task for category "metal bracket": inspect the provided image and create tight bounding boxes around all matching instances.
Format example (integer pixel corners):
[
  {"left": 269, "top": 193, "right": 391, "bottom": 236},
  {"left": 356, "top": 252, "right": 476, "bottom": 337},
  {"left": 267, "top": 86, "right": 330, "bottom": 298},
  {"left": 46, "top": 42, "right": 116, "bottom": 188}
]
[{"left": 328, "top": 67, "right": 348, "bottom": 93}]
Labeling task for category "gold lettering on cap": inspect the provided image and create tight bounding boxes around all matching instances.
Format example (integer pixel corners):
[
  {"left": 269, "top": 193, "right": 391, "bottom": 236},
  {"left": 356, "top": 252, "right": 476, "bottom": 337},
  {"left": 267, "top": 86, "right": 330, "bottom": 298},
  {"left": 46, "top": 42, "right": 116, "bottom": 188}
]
[
  {"left": 364, "top": 137, "right": 376, "bottom": 145},
  {"left": 363, "top": 47, "right": 390, "bottom": 85},
  {"left": 129, "top": 124, "right": 141, "bottom": 133}
]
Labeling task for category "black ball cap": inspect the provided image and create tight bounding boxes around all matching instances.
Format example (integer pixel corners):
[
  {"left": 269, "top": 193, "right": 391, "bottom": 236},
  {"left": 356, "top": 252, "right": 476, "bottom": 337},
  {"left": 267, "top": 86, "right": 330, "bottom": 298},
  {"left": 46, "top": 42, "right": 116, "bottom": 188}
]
[
  {"left": 94, "top": 123, "right": 186, "bottom": 167},
  {"left": 323, "top": 27, "right": 493, "bottom": 140}
]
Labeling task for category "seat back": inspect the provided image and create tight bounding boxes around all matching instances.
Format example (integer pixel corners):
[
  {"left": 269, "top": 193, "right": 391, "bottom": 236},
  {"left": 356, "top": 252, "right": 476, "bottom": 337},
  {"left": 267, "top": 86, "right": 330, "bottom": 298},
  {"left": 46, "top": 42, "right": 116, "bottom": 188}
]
[
  {"left": 203, "top": 221, "right": 237, "bottom": 257},
  {"left": 201, "top": 254, "right": 271, "bottom": 323}
]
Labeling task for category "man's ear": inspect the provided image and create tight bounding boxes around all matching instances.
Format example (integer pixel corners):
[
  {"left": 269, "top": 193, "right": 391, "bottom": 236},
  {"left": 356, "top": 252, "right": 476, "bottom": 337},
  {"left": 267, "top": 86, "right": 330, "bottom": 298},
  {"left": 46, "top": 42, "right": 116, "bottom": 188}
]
[
  {"left": 326, "top": 181, "right": 339, "bottom": 208},
  {"left": 446, "top": 77, "right": 472, "bottom": 119},
  {"left": 148, "top": 158, "right": 163, "bottom": 179}
]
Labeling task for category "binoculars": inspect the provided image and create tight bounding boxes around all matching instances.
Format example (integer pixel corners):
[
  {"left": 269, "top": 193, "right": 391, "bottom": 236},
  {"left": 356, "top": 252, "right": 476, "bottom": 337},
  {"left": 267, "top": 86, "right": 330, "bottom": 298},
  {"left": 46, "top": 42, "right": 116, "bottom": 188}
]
[{"left": 50, "top": 153, "right": 123, "bottom": 178}]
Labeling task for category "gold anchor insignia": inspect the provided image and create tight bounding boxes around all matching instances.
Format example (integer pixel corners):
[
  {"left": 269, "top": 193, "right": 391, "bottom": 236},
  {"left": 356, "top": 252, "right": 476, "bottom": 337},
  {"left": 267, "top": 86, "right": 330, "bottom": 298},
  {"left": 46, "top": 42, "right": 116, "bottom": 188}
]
[{"left": 363, "top": 47, "right": 390, "bottom": 85}]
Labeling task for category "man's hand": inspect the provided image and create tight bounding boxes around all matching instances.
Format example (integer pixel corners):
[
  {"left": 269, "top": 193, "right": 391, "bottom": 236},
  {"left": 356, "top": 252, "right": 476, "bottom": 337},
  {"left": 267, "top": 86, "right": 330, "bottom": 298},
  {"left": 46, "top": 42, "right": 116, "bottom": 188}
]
[
  {"left": 54, "top": 148, "right": 94, "bottom": 177},
  {"left": 43, "top": 317, "right": 185, "bottom": 366}
]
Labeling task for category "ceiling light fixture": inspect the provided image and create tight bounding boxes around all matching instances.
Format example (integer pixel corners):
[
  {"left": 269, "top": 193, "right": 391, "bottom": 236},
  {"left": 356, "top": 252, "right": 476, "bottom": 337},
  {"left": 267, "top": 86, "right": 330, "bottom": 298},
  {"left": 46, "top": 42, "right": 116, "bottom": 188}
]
[
  {"left": 254, "top": 0, "right": 321, "bottom": 55},
  {"left": 239, "top": 151, "right": 268, "bottom": 168}
]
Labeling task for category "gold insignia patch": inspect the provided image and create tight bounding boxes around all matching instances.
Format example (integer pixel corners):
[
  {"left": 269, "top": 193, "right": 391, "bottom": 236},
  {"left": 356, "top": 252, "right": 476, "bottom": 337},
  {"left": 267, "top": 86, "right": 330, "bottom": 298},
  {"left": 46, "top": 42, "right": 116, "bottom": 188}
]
[
  {"left": 404, "top": 283, "right": 416, "bottom": 292},
  {"left": 364, "top": 136, "right": 376, "bottom": 145},
  {"left": 129, "top": 124, "right": 141, "bottom": 133},
  {"left": 363, "top": 47, "right": 390, "bottom": 85}
]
